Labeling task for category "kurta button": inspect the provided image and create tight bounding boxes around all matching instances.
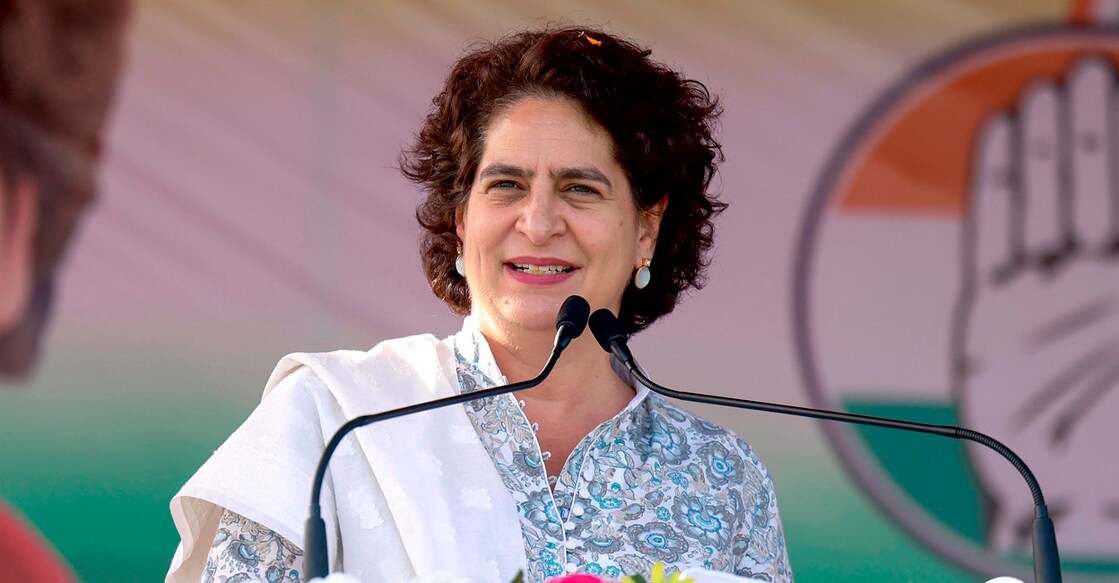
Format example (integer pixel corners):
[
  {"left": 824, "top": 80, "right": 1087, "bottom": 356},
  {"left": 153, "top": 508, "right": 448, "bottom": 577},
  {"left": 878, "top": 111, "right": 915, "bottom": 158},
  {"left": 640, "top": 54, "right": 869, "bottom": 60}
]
[
  {"left": 565, "top": 563, "right": 578, "bottom": 573},
  {"left": 563, "top": 521, "right": 576, "bottom": 530},
  {"left": 571, "top": 504, "right": 584, "bottom": 517}
]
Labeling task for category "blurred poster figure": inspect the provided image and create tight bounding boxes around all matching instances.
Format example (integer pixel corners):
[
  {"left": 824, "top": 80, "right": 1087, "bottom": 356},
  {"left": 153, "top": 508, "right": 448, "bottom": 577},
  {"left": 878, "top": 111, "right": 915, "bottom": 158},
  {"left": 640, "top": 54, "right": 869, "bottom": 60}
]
[
  {"left": 0, "top": 0, "right": 129, "bottom": 580},
  {"left": 797, "top": 0, "right": 1119, "bottom": 580},
  {"left": 0, "top": 0, "right": 129, "bottom": 378}
]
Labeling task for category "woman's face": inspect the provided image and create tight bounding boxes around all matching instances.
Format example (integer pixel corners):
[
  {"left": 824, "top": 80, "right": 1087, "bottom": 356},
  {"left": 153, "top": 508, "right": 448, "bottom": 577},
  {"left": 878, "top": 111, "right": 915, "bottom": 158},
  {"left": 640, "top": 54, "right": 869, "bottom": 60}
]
[{"left": 456, "top": 96, "right": 662, "bottom": 339}]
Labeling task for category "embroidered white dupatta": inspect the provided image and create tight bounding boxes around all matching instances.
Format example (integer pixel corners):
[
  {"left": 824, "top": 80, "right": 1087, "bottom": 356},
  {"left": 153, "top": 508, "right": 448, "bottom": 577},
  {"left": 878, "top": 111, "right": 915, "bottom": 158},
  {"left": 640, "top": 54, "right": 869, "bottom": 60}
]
[{"left": 166, "top": 333, "right": 525, "bottom": 583}]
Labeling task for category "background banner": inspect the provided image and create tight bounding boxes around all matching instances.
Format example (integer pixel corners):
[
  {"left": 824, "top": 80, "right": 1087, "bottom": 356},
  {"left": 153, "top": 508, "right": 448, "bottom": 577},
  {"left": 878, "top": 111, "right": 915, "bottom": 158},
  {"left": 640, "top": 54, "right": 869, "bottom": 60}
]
[{"left": 1, "top": 1, "right": 1116, "bottom": 581}]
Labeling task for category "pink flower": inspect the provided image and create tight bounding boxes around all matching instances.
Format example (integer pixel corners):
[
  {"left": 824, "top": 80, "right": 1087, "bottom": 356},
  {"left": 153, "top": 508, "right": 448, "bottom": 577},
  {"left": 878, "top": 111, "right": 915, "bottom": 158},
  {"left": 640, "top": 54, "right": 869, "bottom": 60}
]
[{"left": 549, "top": 574, "right": 608, "bottom": 583}]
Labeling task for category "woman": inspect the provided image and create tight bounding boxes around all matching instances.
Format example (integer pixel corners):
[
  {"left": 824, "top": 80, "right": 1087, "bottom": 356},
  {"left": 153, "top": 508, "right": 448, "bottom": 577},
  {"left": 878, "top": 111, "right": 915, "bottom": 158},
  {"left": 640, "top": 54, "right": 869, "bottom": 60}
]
[{"left": 168, "top": 25, "right": 792, "bottom": 583}]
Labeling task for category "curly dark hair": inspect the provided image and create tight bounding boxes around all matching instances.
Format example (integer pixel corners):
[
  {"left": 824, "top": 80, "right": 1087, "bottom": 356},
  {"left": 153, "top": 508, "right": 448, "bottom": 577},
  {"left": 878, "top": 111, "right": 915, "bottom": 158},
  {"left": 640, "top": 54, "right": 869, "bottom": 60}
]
[{"left": 401, "top": 25, "right": 726, "bottom": 334}]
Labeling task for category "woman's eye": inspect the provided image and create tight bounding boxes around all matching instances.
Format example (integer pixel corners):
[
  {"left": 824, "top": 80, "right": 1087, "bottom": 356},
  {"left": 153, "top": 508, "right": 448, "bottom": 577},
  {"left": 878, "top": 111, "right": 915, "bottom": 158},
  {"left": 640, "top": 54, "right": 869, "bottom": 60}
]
[{"left": 566, "top": 184, "right": 598, "bottom": 194}]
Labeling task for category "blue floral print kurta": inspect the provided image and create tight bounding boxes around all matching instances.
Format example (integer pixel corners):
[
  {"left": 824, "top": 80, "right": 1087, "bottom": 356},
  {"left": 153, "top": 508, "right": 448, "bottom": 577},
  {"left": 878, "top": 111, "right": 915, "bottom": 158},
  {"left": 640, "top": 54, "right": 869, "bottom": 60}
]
[{"left": 453, "top": 323, "right": 793, "bottom": 583}]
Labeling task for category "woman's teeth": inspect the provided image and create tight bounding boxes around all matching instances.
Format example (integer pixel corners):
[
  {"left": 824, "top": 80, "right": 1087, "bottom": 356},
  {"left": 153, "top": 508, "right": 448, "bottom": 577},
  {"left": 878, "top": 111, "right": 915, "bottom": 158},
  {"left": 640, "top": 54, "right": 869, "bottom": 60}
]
[{"left": 512, "top": 264, "right": 572, "bottom": 275}]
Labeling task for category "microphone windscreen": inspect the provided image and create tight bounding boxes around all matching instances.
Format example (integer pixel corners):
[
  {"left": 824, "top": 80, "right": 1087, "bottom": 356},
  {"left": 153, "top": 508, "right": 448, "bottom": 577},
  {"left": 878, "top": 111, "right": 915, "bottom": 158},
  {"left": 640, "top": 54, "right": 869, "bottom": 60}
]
[
  {"left": 589, "top": 308, "right": 625, "bottom": 352},
  {"left": 556, "top": 295, "right": 591, "bottom": 337}
]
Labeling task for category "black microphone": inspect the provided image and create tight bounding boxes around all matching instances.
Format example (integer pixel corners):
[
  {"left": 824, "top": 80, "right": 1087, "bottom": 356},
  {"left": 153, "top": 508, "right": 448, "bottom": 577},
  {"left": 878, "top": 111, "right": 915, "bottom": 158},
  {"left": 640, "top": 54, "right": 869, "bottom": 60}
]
[
  {"left": 587, "top": 308, "right": 1062, "bottom": 583},
  {"left": 302, "top": 295, "right": 590, "bottom": 578}
]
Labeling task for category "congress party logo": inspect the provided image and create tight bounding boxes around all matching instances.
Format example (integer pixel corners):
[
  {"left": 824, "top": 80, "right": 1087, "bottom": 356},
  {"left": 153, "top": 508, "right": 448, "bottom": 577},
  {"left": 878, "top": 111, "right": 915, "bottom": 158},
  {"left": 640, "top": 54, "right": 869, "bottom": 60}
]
[{"left": 794, "top": 19, "right": 1119, "bottom": 582}]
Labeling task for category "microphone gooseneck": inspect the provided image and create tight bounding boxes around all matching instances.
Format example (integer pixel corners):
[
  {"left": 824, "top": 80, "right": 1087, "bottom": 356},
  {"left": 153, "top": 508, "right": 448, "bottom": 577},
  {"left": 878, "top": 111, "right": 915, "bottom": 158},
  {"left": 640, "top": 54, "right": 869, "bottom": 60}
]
[
  {"left": 304, "top": 295, "right": 591, "bottom": 578},
  {"left": 587, "top": 308, "right": 1062, "bottom": 583}
]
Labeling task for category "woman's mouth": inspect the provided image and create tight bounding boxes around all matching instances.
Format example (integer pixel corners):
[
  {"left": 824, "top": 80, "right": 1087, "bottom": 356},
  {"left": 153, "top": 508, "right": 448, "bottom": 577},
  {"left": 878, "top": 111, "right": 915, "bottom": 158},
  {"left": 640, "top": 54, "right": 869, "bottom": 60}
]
[
  {"left": 504, "top": 259, "right": 577, "bottom": 285},
  {"left": 509, "top": 263, "right": 573, "bottom": 275}
]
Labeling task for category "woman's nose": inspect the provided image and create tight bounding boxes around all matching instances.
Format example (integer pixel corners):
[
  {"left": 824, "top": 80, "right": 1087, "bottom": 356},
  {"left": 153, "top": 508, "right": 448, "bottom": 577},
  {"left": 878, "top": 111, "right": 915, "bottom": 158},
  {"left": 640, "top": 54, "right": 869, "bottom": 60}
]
[{"left": 516, "top": 188, "right": 566, "bottom": 245}]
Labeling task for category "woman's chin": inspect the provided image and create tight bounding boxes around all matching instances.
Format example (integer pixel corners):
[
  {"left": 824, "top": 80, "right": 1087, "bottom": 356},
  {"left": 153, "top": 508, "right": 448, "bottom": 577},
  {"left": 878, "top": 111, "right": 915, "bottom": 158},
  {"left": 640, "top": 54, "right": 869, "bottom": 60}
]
[{"left": 483, "top": 296, "right": 573, "bottom": 334}]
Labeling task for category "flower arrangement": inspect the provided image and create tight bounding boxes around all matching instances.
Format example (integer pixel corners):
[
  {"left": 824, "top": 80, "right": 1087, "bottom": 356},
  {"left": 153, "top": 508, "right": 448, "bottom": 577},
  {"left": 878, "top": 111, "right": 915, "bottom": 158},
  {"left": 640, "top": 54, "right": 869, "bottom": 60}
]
[
  {"left": 313, "top": 562, "right": 704, "bottom": 583},
  {"left": 545, "top": 562, "right": 694, "bottom": 583}
]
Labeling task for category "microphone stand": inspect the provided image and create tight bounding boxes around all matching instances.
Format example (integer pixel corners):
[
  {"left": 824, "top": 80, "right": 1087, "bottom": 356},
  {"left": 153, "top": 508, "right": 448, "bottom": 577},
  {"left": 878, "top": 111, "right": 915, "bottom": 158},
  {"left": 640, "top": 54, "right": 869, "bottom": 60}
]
[
  {"left": 588, "top": 308, "right": 1061, "bottom": 583},
  {"left": 303, "top": 295, "right": 590, "bottom": 578}
]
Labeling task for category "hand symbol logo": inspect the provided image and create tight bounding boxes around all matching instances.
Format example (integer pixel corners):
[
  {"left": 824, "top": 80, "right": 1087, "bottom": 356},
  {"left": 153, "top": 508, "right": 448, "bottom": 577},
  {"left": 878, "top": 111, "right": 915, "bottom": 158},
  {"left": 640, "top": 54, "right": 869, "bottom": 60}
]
[
  {"left": 796, "top": 19, "right": 1119, "bottom": 580},
  {"left": 956, "top": 56, "right": 1119, "bottom": 556}
]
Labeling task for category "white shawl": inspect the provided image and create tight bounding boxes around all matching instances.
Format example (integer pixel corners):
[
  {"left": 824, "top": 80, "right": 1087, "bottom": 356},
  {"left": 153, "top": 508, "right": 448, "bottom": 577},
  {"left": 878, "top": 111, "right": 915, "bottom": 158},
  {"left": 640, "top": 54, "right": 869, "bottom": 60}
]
[{"left": 166, "top": 333, "right": 525, "bottom": 583}]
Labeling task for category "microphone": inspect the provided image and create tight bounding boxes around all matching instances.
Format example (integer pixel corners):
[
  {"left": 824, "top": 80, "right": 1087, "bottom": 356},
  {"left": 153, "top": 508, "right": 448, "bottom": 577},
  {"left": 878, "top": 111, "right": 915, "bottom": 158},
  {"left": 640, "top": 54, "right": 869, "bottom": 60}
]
[
  {"left": 587, "top": 308, "right": 1062, "bottom": 583},
  {"left": 303, "top": 295, "right": 590, "bottom": 578}
]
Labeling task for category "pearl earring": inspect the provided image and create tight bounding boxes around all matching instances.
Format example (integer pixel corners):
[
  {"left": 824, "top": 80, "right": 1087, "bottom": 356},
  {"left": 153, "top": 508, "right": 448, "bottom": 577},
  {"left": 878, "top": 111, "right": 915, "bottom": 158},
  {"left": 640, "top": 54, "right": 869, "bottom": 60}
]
[
  {"left": 634, "top": 258, "right": 652, "bottom": 289},
  {"left": 455, "top": 246, "right": 465, "bottom": 277}
]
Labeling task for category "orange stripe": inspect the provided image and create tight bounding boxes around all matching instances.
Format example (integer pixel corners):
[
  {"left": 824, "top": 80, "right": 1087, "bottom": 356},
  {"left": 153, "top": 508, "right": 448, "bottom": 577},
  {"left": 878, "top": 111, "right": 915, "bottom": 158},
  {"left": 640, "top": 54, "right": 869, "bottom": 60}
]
[
  {"left": 836, "top": 37, "right": 1119, "bottom": 216},
  {"left": 1069, "top": 0, "right": 1094, "bottom": 26}
]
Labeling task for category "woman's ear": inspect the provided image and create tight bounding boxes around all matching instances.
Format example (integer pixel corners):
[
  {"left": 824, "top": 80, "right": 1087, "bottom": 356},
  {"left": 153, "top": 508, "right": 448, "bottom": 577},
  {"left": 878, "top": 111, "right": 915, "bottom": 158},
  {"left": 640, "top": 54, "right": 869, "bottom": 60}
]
[
  {"left": 638, "top": 194, "right": 669, "bottom": 255},
  {"left": 455, "top": 204, "right": 466, "bottom": 241}
]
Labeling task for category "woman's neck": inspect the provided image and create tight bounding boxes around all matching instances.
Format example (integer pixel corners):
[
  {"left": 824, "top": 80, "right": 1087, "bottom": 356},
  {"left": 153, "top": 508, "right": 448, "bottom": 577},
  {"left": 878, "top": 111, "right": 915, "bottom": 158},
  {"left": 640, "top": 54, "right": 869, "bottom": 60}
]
[
  {"left": 481, "top": 325, "right": 633, "bottom": 409},
  {"left": 481, "top": 324, "right": 636, "bottom": 480}
]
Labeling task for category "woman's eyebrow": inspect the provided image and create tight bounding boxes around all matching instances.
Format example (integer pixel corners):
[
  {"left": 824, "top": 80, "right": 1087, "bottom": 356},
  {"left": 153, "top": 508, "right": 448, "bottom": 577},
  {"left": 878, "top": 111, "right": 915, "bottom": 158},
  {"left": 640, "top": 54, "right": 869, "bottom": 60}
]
[
  {"left": 553, "top": 167, "right": 612, "bottom": 188},
  {"left": 478, "top": 163, "right": 530, "bottom": 180}
]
